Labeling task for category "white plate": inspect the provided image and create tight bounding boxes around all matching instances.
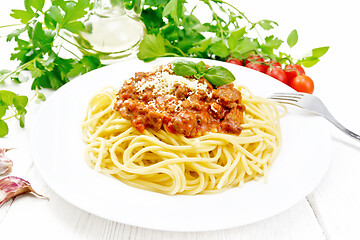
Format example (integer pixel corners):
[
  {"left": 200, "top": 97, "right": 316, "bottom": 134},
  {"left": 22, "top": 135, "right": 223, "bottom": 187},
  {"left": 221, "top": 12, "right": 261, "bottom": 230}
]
[{"left": 30, "top": 57, "right": 332, "bottom": 232}]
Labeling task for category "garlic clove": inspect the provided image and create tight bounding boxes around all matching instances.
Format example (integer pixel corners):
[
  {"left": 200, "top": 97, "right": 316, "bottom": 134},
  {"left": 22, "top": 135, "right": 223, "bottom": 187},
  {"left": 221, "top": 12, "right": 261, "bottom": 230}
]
[
  {"left": 0, "top": 159, "right": 12, "bottom": 175},
  {"left": 0, "top": 148, "right": 13, "bottom": 175},
  {"left": 0, "top": 176, "right": 47, "bottom": 206}
]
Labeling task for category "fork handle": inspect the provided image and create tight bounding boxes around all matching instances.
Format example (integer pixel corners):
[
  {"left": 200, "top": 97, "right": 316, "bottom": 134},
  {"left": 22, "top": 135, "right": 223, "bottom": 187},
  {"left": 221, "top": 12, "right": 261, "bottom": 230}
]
[{"left": 323, "top": 113, "right": 360, "bottom": 141}]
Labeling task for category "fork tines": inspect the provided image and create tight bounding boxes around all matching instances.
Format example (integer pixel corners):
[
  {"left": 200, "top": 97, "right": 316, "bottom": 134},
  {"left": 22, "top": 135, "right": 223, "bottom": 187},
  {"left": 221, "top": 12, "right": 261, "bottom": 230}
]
[
  {"left": 269, "top": 92, "right": 302, "bottom": 102},
  {"left": 270, "top": 92, "right": 304, "bottom": 98},
  {"left": 268, "top": 92, "right": 305, "bottom": 107}
]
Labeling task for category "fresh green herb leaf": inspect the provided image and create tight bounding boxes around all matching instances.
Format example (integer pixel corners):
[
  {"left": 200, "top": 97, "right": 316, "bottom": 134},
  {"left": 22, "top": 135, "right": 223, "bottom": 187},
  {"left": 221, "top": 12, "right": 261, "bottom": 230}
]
[
  {"left": 297, "top": 56, "right": 320, "bottom": 68},
  {"left": 163, "top": 0, "right": 185, "bottom": 25},
  {"left": 172, "top": 60, "right": 197, "bottom": 76},
  {"left": 232, "top": 37, "right": 258, "bottom": 55},
  {"left": 31, "top": 75, "right": 52, "bottom": 89},
  {"left": 260, "top": 35, "right": 283, "bottom": 55},
  {"left": 25, "top": 0, "right": 45, "bottom": 12},
  {"left": 0, "top": 120, "right": 9, "bottom": 138},
  {"left": 209, "top": 41, "right": 230, "bottom": 58},
  {"left": 252, "top": 19, "right": 278, "bottom": 30},
  {"left": 264, "top": 35, "right": 283, "bottom": 49},
  {"left": 196, "top": 61, "right": 207, "bottom": 73},
  {"left": 36, "top": 92, "right": 46, "bottom": 102},
  {"left": 32, "top": 22, "right": 55, "bottom": 49},
  {"left": 144, "top": 0, "right": 168, "bottom": 5},
  {"left": 0, "top": 106, "right": 7, "bottom": 119},
  {"left": 63, "top": 21, "right": 85, "bottom": 34},
  {"left": 296, "top": 46, "right": 328, "bottom": 67},
  {"left": 62, "top": 1, "right": 88, "bottom": 24},
  {"left": 13, "top": 95, "right": 28, "bottom": 111},
  {"left": 68, "top": 55, "right": 102, "bottom": 77},
  {"left": 0, "top": 90, "right": 16, "bottom": 106},
  {"left": 19, "top": 113, "right": 26, "bottom": 128},
  {"left": 183, "top": 15, "right": 206, "bottom": 32},
  {"left": 163, "top": 0, "right": 178, "bottom": 19},
  {"left": 0, "top": 90, "right": 28, "bottom": 137},
  {"left": 27, "top": 62, "right": 44, "bottom": 79},
  {"left": 137, "top": 34, "right": 172, "bottom": 62},
  {"left": 287, "top": 29, "right": 298, "bottom": 48},
  {"left": 228, "top": 27, "right": 246, "bottom": 50},
  {"left": 204, "top": 66, "right": 235, "bottom": 86},
  {"left": 52, "top": 0, "right": 68, "bottom": 10},
  {"left": 141, "top": 8, "right": 164, "bottom": 34},
  {"left": 6, "top": 27, "right": 27, "bottom": 42},
  {"left": 44, "top": 5, "right": 63, "bottom": 28},
  {"left": 312, "top": 46, "right": 329, "bottom": 58},
  {"left": 48, "top": 72, "right": 64, "bottom": 89},
  {"left": 188, "top": 38, "right": 212, "bottom": 55},
  {"left": 10, "top": 9, "right": 37, "bottom": 24}
]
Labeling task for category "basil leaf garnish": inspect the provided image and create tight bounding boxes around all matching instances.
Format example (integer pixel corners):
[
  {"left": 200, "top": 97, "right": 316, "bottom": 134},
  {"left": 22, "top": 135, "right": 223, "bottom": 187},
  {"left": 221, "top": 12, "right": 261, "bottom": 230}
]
[
  {"left": 172, "top": 60, "right": 197, "bottom": 76},
  {"left": 204, "top": 66, "right": 235, "bottom": 86},
  {"left": 172, "top": 60, "right": 235, "bottom": 86}
]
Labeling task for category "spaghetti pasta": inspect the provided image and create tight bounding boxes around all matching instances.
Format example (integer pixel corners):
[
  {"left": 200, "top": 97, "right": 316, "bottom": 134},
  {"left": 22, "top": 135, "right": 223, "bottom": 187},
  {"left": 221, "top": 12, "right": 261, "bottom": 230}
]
[{"left": 81, "top": 83, "right": 283, "bottom": 195}]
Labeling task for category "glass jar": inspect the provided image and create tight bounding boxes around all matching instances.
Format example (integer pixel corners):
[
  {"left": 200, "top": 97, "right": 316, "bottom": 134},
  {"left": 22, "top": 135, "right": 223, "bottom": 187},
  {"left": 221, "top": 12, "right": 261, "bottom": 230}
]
[{"left": 75, "top": 0, "right": 145, "bottom": 62}]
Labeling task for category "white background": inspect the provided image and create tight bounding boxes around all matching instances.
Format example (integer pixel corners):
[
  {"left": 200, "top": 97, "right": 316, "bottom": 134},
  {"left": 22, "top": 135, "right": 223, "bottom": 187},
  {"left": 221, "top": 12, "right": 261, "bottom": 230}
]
[{"left": 1, "top": 0, "right": 360, "bottom": 239}]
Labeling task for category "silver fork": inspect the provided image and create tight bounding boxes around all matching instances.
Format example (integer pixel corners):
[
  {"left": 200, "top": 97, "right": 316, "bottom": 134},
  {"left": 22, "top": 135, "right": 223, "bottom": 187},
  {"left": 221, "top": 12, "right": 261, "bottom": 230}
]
[{"left": 269, "top": 92, "right": 360, "bottom": 141}]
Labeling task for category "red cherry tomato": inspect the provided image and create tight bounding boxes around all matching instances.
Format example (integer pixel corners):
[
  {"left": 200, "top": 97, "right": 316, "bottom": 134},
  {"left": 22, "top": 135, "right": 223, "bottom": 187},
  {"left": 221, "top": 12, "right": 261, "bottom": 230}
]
[
  {"left": 265, "top": 67, "right": 288, "bottom": 84},
  {"left": 226, "top": 58, "right": 244, "bottom": 66},
  {"left": 284, "top": 64, "right": 305, "bottom": 82},
  {"left": 245, "top": 62, "right": 268, "bottom": 73},
  {"left": 289, "top": 75, "right": 314, "bottom": 94},
  {"left": 244, "top": 54, "right": 264, "bottom": 66},
  {"left": 269, "top": 60, "right": 281, "bottom": 68}
]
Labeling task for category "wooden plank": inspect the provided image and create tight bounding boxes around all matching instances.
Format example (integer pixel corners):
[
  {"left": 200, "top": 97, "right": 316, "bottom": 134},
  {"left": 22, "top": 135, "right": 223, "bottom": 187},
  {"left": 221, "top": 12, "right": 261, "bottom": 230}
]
[
  {"left": 69, "top": 199, "right": 325, "bottom": 240},
  {"left": 307, "top": 137, "right": 360, "bottom": 239}
]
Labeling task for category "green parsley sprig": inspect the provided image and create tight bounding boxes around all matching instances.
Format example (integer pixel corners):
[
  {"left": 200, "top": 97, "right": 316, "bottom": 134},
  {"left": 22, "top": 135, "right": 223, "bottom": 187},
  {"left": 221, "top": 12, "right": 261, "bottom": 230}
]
[
  {"left": 138, "top": 0, "right": 329, "bottom": 66},
  {"left": 1, "top": 0, "right": 102, "bottom": 90},
  {"left": 0, "top": 88, "right": 45, "bottom": 137},
  {"left": 0, "top": 90, "right": 28, "bottom": 137}
]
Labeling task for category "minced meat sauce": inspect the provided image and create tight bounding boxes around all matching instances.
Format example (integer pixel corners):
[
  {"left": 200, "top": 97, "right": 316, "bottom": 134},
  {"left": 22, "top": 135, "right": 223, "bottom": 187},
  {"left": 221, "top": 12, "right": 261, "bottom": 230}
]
[{"left": 113, "top": 64, "right": 245, "bottom": 138}]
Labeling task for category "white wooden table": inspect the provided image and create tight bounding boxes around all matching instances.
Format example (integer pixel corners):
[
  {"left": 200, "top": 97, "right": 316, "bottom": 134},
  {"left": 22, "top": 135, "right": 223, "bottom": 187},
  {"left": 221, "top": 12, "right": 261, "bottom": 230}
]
[{"left": 1, "top": 1, "right": 360, "bottom": 239}]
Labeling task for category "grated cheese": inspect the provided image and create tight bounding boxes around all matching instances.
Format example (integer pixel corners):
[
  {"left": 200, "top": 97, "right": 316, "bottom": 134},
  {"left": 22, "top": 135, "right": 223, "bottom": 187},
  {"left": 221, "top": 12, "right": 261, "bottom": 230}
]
[
  {"left": 210, "top": 103, "right": 218, "bottom": 113},
  {"left": 134, "top": 71, "right": 211, "bottom": 97}
]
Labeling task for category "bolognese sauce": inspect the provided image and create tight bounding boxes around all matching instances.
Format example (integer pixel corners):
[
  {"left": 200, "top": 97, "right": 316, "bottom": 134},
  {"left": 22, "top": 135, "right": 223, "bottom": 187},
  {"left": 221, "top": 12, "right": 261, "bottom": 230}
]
[{"left": 113, "top": 64, "right": 245, "bottom": 138}]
